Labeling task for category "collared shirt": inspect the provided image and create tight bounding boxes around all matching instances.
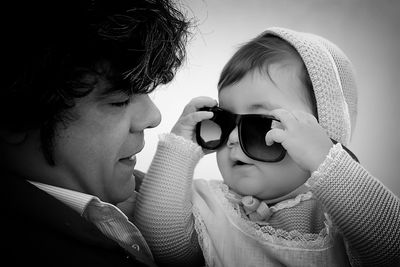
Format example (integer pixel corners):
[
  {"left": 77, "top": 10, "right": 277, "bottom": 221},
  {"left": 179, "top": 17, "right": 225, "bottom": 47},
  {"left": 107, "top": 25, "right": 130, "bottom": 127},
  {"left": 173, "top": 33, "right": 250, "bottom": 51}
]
[
  {"left": 29, "top": 181, "right": 94, "bottom": 216},
  {"left": 28, "top": 180, "right": 155, "bottom": 266}
]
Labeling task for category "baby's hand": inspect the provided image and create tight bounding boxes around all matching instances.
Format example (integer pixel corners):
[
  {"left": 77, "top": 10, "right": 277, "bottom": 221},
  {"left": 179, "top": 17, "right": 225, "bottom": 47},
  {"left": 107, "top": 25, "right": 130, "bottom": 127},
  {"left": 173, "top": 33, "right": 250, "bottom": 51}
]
[
  {"left": 265, "top": 109, "right": 333, "bottom": 173},
  {"left": 171, "top": 96, "right": 217, "bottom": 144}
]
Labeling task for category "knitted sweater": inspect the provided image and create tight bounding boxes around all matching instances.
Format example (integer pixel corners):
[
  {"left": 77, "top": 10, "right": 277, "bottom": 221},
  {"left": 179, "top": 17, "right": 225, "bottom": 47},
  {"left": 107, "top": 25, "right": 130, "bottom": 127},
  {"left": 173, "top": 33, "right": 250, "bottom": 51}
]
[{"left": 133, "top": 133, "right": 400, "bottom": 267}]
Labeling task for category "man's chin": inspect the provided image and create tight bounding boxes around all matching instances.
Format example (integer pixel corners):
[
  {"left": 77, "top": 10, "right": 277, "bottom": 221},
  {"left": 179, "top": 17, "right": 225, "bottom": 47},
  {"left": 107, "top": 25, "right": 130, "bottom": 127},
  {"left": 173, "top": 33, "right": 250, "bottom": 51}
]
[{"left": 116, "top": 178, "right": 137, "bottom": 216}]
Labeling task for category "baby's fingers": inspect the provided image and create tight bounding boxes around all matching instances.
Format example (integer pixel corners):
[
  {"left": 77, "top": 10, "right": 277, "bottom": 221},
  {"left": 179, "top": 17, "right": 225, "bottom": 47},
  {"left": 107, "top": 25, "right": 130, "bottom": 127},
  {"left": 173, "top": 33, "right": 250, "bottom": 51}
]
[
  {"left": 265, "top": 128, "right": 286, "bottom": 146},
  {"left": 171, "top": 108, "right": 214, "bottom": 139},
  {"left": 187, "top": 110, "right": 214, "bottom": 125},
  {"left": 182, "top": 96, "right": 218, "bottom": 115},
  {"left": 268, "top": 109, "right": 297, "bottom": 129}
]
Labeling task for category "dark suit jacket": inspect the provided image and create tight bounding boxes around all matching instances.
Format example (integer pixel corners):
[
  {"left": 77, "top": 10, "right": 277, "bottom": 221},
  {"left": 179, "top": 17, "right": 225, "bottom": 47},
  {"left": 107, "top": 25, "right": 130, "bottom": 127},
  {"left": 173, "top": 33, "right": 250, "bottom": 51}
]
[{"left": 0, "top": 170, "right": 154, "bottom": 267}]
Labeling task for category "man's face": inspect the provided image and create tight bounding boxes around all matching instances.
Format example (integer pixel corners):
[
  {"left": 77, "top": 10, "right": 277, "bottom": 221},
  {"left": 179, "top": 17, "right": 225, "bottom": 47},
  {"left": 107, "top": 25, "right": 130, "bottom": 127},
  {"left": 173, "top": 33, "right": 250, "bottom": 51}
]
[{"left": 52, "top": 76, "right": 161, "bottom": 204}]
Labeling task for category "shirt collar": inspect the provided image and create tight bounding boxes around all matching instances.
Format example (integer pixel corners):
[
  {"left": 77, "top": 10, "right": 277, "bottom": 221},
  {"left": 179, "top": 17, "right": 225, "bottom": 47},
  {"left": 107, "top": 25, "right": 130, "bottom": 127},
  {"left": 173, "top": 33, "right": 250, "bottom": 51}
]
[{"left": 29, "top": 181, "right": 96, "bottom": 216}]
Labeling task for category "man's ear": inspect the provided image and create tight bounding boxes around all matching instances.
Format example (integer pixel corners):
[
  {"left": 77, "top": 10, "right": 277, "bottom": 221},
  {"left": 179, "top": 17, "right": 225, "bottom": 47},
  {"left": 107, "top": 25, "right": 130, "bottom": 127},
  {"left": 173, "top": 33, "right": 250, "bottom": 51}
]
[{"left": 0, "top": 129, "right": 28, "bottom": 144}]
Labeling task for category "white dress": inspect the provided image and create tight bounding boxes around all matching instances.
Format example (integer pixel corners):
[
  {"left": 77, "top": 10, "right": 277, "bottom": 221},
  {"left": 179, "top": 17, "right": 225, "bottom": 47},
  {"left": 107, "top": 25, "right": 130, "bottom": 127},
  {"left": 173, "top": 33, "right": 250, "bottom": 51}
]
[{"left": 192, "top": 179, "right": 350, "bottom": 267}]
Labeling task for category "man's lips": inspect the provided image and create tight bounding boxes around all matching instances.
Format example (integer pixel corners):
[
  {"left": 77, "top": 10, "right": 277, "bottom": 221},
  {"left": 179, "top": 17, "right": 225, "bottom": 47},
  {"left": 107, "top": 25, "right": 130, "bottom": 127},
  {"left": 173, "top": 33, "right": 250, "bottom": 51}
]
[
  {"left": 118, "top": 143, "right": 145, "bottom": 167},
  {"left": 119, "top": 155, "right": 137, "bottom": 167}
]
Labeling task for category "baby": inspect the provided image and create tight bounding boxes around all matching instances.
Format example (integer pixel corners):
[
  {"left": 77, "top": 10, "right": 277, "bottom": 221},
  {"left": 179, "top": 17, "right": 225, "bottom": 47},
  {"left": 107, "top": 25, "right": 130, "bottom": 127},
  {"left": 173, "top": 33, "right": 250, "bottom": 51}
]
[{"left": 133, "top": 27, "right": 400, "bottom": 267}]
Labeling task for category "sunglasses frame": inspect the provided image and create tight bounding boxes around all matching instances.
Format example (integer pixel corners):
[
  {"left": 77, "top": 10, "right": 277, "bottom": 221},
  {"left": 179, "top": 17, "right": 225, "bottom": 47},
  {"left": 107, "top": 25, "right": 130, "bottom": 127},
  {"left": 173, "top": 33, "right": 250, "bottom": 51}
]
[
  {"left": 196, "top": 106, "right": 287, "bottom": 162},
  {"left": 196, "top": 106, "right": 360, "bottom": 164}
]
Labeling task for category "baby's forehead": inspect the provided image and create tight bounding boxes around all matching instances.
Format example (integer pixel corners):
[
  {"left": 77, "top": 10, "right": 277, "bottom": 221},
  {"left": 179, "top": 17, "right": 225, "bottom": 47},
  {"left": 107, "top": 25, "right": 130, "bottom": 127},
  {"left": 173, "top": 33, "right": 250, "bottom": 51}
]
[
  {"left": 266, "top": 56, "right": 305, "bottom": 78},
  {"left": 218, "top": 67, "right": 314, "bottom": 115}
]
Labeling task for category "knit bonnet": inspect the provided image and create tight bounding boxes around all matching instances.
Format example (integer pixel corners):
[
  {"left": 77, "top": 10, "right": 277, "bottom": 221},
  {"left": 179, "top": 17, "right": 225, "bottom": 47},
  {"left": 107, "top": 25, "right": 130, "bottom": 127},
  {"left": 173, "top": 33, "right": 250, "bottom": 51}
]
[{"left": 264, "top": 27, "right": 358, "bottom": 146}]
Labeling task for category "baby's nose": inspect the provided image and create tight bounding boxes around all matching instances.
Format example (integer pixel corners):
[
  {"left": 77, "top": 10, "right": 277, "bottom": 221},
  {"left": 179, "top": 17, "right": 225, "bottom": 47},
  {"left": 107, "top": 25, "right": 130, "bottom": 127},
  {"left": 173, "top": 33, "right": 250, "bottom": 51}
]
[{"left": 226, "top": 126, "right": 239, "bottom": 148}]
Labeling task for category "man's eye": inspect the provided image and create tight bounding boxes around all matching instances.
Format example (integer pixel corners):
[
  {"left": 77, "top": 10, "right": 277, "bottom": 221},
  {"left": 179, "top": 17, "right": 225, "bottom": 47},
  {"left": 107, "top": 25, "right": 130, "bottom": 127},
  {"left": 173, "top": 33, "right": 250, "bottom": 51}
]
[{"left": 110, "top": 99, "right": 130, "bottom": 107}]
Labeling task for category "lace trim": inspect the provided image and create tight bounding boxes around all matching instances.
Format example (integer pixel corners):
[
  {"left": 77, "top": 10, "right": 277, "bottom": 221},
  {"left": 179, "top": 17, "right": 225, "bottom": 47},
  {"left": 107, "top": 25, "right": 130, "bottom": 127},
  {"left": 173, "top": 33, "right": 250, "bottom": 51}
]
[
  {"left": 211, "top": 180, "right": 333, "bottom": 249},
  {"left": 192, "top": 205, "right": 213, "bottom": 267},
  {"left": 270, "top": 191, "right": 313, "bottom": 212},
  {"left": 226, "top": 189, "right": 313, "bottom": 221},
  {"left": 306, "top": 143, "right": 343, "bottom": 188}
]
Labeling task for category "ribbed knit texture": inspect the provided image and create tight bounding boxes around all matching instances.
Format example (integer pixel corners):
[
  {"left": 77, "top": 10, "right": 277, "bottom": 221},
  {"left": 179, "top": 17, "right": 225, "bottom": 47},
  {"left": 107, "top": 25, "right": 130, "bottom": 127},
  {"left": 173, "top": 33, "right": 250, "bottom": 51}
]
[
  {"left": 134, "top": 27, "right": 399, "bottom": 266},
  {"left": 135, "top": 134, "right": 400, "bottom": 266},
  {"left": 310, "top": 144, "right": 400, "bottom": 266},
  {"left": 133, "top": 134, "right": 205, "bottom": 267},
  {"left": 266, "top": 199, "right": 325, "bottom": 234},
  {"left": 265, "top": 27, "right": 357, "bottom": 145}
]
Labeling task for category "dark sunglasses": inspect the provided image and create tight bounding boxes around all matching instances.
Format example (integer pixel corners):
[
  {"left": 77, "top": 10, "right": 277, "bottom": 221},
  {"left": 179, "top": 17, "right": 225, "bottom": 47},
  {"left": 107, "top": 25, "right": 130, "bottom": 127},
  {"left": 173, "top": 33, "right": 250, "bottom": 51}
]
[
  {"left": 196, "top": 106, "right": 360, "bottom": 164},
  {"left": 196, "top": 106, "right": 286, "bottom": 162}
]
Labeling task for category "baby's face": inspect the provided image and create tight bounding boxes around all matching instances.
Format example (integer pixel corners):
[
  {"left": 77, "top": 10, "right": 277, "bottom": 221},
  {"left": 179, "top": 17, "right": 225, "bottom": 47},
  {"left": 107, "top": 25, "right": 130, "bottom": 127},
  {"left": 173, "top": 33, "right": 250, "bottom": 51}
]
[{"left": 217, "top": 58, "right": 314, "bottom": 200}]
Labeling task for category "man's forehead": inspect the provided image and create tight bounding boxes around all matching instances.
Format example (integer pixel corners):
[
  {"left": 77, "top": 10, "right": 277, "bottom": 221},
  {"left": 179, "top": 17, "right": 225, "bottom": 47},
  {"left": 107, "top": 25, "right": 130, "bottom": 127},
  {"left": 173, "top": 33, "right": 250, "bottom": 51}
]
[{"left": 85, "top": 63, "right": 133, "bottom": 99}]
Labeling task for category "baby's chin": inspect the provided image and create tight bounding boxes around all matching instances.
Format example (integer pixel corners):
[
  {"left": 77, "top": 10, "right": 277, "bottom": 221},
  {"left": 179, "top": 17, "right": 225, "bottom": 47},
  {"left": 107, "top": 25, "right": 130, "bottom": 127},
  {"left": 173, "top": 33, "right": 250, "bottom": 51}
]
[
  {"left": 254, "top": 190, "right": 288, "bottom": 202},
  {"left": 232, "top": 183, "right": 282, "bottom": 200},
  {"left": 236, "top": 182, "right": 306, "bottom": 202}
]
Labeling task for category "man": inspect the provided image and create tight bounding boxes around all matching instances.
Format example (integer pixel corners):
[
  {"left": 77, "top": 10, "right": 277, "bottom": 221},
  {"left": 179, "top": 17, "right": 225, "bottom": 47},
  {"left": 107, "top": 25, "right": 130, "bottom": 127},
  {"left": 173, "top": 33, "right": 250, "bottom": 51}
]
[{"left": 0, "top": 0, "right": 191, "bottom": 266}]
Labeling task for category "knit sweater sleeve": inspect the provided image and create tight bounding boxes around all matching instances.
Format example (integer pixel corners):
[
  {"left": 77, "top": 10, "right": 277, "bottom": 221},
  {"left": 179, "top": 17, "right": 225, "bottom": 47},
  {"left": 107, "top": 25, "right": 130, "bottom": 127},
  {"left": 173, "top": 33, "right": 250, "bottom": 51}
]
[
  {"left": 133, "top": 133, "right": 205, "bottom": 267},
  {"left": 307, "top": 143, "right": 400, "bottom": 266}
]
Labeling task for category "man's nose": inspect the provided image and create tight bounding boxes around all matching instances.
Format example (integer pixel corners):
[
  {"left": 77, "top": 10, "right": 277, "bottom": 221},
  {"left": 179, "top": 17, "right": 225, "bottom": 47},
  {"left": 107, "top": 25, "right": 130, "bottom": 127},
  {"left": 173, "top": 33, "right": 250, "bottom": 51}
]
[
  {"left": 129, "top": 94, "right": 161, "bottom": 132},
  {"left": 145, "top": 96, "right": 162, "bottom": 129}
]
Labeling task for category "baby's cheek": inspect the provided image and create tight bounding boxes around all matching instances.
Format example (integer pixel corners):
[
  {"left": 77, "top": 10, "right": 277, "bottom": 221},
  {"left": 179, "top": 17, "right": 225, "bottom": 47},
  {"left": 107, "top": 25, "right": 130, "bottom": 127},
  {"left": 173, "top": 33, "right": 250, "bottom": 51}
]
[{"left": 216, "top": 149, "right": 230, "bottom": 178}]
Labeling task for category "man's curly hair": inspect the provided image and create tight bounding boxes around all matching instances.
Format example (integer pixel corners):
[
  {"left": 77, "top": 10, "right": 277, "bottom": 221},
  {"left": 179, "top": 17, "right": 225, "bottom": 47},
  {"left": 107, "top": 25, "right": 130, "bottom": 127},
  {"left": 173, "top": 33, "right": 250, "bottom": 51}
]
[{"left": 1, "top": 0, "right": 192, "bottom": 164}]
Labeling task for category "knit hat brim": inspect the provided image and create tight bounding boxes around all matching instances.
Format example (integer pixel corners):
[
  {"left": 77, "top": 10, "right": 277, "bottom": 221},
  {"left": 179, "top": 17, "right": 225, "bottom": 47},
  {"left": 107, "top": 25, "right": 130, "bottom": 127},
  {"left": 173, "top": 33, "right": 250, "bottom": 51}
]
[{"left": 264, "top": 27, "right": 357, "bottom": 145}]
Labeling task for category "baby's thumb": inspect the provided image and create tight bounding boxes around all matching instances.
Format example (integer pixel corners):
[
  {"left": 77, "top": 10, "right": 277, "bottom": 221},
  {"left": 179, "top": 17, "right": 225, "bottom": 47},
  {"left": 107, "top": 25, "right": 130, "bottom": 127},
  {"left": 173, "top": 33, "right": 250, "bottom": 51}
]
[{"left": 265, "top": 128, "right": 285, "bottom": 146}]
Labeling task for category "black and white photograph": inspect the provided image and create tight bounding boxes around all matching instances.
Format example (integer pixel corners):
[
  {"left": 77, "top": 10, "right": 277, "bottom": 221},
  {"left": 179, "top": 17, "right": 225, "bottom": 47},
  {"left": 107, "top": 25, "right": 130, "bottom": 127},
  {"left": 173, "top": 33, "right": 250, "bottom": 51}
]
[{"left": 1, "top": 0, "right": 399, "bottom": 266}]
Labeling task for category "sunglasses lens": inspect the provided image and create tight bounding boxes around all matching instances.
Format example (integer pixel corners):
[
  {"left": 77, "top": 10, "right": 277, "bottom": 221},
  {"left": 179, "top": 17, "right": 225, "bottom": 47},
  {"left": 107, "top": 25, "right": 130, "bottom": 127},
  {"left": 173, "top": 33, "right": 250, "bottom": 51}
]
[
  {"left": 197, "top": 119, "right": 223, "bottom": 149},
  {"left": 240, "top": 116, "right": 285, "bottom": 162}
]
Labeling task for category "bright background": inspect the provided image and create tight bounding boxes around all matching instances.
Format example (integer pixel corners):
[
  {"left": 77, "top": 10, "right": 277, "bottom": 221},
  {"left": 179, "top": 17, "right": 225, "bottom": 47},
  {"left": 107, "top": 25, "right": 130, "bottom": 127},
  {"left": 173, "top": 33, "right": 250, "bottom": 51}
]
[{"left": 136, "top": 0, "right": 400, "bottom": 197}]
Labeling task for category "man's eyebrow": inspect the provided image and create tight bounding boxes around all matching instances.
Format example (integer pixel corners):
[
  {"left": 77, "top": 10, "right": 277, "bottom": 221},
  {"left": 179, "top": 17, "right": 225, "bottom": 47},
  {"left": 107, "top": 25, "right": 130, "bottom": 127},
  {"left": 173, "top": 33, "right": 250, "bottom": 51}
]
[
  {"left": 94, "top": 87, "right": 129, "bottom": 101},
  {"left": 94, "top": 76, "right": 133, "bottom": 100}
]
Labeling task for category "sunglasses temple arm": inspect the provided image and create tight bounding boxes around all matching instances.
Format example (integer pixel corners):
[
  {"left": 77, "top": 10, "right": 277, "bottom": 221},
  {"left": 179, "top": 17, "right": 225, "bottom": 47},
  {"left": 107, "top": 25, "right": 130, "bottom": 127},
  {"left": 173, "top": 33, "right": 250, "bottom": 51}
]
[{"left": 330, "top": 139, "right": 359, "bottom": 163}]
